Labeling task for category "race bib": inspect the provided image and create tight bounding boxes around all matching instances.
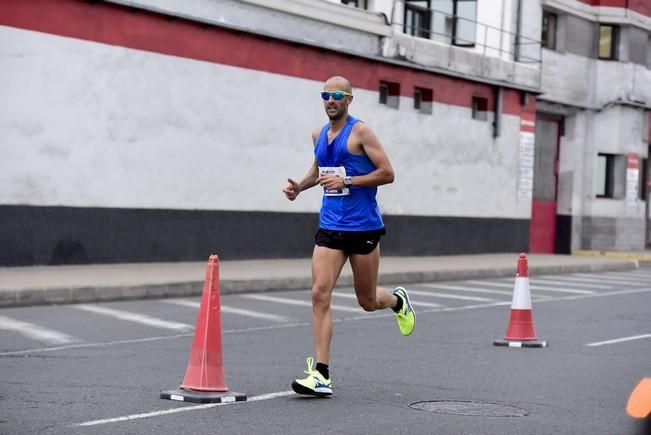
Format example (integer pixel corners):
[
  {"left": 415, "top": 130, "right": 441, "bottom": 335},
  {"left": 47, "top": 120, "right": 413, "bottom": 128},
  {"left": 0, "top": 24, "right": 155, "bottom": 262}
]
[{"left": 319, "top": 166, "right": 349, "bottom": 196}]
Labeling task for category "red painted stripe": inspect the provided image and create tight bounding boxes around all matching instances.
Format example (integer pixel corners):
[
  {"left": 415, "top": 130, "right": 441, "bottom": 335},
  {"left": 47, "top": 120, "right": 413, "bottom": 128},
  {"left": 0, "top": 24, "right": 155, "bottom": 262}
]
[
  {"left": 578, "top": 0, "right": 651, "bottom": 17},
  {"left": 503, "top": 90, "right": 522, "bottom": 117},
  {"left": 579, "top": 0, "right": 627, "bottom": 7},
  {"left": 0, "top": 0, "right": 528, "bottom": 115}
]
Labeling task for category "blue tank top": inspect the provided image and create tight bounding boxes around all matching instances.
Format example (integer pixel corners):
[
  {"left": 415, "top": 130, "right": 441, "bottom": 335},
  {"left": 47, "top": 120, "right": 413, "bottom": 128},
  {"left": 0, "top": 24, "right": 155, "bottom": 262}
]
[{"left": 314, "top": 115, "right": 384, "bottom": 231}]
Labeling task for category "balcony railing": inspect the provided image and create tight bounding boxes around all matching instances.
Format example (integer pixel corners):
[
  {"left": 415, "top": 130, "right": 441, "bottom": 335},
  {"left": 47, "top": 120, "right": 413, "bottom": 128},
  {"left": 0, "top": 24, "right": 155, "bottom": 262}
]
[{"left": 398, "top": 6, "right": 542, "bottom": 65}]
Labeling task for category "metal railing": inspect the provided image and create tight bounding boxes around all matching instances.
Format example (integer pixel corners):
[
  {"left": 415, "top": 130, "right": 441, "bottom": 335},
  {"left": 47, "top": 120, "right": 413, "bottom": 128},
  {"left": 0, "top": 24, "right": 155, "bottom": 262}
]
[{"left": 397, "top": 6, "right": 542, "bottom": 65}]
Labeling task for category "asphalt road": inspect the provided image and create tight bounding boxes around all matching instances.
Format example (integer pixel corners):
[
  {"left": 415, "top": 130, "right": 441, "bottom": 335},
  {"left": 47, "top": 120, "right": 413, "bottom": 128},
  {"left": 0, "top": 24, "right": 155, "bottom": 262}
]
[{"left": 1, "top": 266, "right": 650, "bottom": 435}]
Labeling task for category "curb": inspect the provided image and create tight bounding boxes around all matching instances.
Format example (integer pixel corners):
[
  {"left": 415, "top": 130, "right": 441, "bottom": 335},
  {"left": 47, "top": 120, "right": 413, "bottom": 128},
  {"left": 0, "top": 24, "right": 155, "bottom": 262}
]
[
  {"left": 573, "top": 250, "right": 651, "bottom": 262},
  {"left": 0, "top": 260, "right": 638, "bottom": 308}
]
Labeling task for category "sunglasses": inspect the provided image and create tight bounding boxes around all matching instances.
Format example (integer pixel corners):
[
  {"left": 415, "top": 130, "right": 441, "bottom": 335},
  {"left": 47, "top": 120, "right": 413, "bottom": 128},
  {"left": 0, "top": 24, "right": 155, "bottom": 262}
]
[{"left": 321, "top": 90, "right": 352, "bottom": 101}]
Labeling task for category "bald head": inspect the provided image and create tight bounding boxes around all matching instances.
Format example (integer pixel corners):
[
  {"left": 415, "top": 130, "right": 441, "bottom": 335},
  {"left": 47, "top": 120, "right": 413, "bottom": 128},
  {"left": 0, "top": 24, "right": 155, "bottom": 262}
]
[
  {"left": 322, "top": 76, "right": 353, "bottom": 121},
  {"left": 324, "top": 76, "right": 352, "bottom": 94}
]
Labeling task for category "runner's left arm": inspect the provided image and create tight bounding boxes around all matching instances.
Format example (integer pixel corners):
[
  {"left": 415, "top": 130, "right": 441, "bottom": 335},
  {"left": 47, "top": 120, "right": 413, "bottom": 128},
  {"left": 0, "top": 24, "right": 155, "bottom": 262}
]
[{"left": 350, "top": 123, "right": 395, "bottom": 187}]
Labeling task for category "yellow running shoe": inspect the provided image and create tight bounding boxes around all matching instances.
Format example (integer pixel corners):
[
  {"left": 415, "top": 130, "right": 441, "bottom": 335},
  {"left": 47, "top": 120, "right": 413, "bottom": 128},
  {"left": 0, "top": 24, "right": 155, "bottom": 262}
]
[
  {"left": 393, "top": 287, "right": 415, "bottom": 336},
  {"left": 291, "top": 357, "right": 332, "bottom": 397}
]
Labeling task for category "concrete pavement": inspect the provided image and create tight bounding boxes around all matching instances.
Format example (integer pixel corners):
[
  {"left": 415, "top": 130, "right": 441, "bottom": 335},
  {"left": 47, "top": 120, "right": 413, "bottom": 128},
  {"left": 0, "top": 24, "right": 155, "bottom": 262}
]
[{"left": 0, "top": 253, "right": 640, "bottom": 308}]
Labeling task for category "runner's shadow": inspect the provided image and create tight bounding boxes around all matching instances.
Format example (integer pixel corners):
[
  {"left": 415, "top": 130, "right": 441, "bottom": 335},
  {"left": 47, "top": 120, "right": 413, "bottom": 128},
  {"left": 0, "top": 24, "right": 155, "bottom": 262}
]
[{"left": 633, "top": 417, "right": 651, "bottom": 435}]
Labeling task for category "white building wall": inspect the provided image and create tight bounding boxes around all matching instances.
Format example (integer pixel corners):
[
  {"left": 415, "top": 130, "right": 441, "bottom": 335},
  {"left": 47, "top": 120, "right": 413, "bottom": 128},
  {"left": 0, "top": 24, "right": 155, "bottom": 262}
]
[
  {"left": 540, "top": 50, "right": 594, "bottom": 107},
  {"left": 0, "top": 25, "right": 528, "bottom": 219}
]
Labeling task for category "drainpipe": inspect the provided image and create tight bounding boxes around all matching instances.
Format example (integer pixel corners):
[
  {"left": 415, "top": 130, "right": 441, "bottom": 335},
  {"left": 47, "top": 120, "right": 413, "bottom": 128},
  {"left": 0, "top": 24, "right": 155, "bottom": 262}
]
[
  {"left": 493, "top": 87, "right": 503, "bottom": 138},
  {"left": 514, "top": 0, "right": 522, "bottom": 62}
]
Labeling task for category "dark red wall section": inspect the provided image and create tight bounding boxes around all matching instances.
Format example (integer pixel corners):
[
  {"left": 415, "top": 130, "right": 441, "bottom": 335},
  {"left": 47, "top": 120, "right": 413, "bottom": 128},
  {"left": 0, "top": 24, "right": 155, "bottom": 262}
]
[{"left": 578, "top": 0, "right": 651, "bottom": 17}]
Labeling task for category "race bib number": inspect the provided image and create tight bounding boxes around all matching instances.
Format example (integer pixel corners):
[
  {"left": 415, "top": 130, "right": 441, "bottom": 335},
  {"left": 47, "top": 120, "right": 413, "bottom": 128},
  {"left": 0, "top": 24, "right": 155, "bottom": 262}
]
[{"left": 319, "top": 166, "right": 349, "bottom": 196}]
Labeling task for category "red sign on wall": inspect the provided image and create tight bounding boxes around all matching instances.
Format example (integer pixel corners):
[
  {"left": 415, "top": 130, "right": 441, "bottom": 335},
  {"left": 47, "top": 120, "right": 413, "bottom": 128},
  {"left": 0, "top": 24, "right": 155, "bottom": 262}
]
[{"left": 628, "top": 153, "right": 640, "bottom": 169}]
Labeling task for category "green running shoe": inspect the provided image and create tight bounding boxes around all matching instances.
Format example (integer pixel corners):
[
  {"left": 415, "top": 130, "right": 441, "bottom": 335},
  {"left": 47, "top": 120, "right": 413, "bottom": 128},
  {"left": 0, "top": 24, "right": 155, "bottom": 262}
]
[
  {"left": 393, "top": 287, "right": 415, "bottom": 336},
  {"left": 291, "top": 357, "right": 332, "bottom": 397}
]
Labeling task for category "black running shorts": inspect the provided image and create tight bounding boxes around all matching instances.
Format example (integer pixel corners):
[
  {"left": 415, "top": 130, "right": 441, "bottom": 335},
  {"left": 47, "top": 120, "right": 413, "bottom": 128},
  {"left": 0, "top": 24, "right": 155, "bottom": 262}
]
[{"left": 314, "top": 228, "right": 386, "bottom": 255}]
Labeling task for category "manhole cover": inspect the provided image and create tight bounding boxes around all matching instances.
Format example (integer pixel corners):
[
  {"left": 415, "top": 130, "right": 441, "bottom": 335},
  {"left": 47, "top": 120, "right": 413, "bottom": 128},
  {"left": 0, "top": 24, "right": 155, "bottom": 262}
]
[{"left": 409, "top": 400, "right": 529, "bottom": 417}]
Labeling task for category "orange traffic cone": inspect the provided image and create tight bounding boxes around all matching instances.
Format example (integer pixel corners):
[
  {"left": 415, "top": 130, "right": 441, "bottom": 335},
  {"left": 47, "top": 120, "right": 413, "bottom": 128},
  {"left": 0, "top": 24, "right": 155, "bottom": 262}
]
[
  {"left": 493, "top": 253, "right": 548, "bottom": 348},
  {"left": 160, "top": 255, "right": 247, "bottom": 403},
  {"left": 627, "top": 378, "right": 651, "bottom": 419}
]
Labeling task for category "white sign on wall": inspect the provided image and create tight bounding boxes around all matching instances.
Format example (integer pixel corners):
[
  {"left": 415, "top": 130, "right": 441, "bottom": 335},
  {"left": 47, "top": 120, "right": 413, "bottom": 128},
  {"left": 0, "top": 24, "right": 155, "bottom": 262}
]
[
  {"left": 625, "top": 153, "right": 640, "bottom": 208},
  {"left": 518, "top": 130, "right": 535, "bottom": 202}
]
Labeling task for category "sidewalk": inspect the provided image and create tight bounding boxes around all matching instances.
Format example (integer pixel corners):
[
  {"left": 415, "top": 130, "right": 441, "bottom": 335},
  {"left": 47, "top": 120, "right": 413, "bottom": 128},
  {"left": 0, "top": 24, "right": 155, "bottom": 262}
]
[{"left": 0, "top": 253, "right": 639, "bottom": 308}]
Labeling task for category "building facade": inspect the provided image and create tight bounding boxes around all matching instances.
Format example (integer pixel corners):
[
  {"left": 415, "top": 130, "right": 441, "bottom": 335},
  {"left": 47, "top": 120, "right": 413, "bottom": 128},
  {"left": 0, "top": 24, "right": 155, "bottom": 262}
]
[
  {"left": 535, "top": 0, "right": 651, "bottom": 252},
  {"left": 0, "top": 0, "right": 649, "bottom": 266}
]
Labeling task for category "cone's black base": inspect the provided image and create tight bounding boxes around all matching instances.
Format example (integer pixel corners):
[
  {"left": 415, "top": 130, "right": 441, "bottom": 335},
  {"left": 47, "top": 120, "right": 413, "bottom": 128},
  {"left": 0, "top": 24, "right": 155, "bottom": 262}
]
[
  {"left": 160, "top": 388, "right": 247, "bottom": 403},
  {"left": 493, "top": 339, "right": 548, "bottom": 348}
]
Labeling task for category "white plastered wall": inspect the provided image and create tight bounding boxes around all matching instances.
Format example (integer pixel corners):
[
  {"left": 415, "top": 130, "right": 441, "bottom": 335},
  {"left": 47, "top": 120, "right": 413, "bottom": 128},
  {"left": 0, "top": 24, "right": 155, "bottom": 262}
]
[{"left": 0, "top": 26, "right": 528, "bottom": 219}]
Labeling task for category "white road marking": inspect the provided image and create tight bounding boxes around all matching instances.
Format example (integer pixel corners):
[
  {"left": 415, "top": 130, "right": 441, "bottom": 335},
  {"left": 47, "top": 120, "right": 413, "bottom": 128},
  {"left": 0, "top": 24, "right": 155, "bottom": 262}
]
[
  {"left": 163, "top": 299, "right": 292, "bottom": 323},
  {"left": 547, "top": 275, "right": 641, "bottom": 286},
  {"left": 571, "top": 273, "right": 649, "bottom": 285},
  {"left": 529, "top": 286, "right": 594, "bottom": 295},
  {"left": 597, "top": 272, "right": 651, "bottom": 283},
  {"left": 462, "top": 281, "right": 552, "bottom": 299},
  {"left": 421, "top": 283, "right": 513, "bottom": 296},
  {"left": 72, "top": 304, "right": 193, "bottom": 331},
  {"left": 75, "top": 390, "right": 295, "bottom": 427},
  {"left": 332, "top": 292, "right": 444, "bottom": 308},
  {"left": 402, "top": 299, "right": 444, "bottom": 308},
  {"left": 531, "top": 277, "right": 612, "bottom": 289},
  {"left": 4, "top": 287, "right": 651, "bottom": 357},
  {"left": 613, "top": 270, "right": 651, "bottom": 278},
  {"left": 406, "top": 288, "right": 493, "bottom": 302},
  {"left": 463, "top": 281, "right": 543, "bottom": 295},
  {"left": 0, "top": 333, "right": 194, "bottom": 357},
  {"left": 586, "top": 334, "right": 651, "bottom": 347},
  {"left": 240, "top": 293, "right": 361, "bottom": 313},
  {"left": 0, "top": 315, "right": 79, "bottom": 345},
  {"left": 488, "top": 279, "right": 594, "bottom": 294}
]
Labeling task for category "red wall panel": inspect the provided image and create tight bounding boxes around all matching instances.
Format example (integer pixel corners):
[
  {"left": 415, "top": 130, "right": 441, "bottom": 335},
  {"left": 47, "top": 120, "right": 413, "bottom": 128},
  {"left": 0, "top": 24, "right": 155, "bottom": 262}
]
[{"left": 0, "top": 0, "right": 529, "bottom": 114}]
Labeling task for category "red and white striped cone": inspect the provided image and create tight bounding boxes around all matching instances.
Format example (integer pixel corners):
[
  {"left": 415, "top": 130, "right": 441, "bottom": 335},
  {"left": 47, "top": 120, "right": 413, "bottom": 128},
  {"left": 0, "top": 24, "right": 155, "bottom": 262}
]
[{"left": 493, "top": 253, "right": 548, "bottom": 348}]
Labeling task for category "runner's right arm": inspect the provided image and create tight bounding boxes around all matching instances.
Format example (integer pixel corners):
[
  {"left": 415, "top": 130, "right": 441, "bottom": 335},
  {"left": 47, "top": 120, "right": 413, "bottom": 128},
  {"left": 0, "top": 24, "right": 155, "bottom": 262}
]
[{"left": 282, "top": 130, "right": 320, "bottom": 201}]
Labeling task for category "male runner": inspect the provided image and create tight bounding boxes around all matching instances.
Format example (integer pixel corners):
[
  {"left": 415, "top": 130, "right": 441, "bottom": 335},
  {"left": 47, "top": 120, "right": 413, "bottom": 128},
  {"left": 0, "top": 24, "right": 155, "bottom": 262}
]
[{"left": 282, "top": 76, "right": 415, "bottom": 397}]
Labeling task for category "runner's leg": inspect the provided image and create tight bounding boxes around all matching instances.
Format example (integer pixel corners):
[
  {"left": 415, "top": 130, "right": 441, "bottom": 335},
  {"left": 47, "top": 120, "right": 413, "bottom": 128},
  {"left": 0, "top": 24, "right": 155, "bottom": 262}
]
[
  {"left": 311, "top": 245, "right": 347, "bottom": 365},
  {"left": 349, "top": 245, "right": 397, "bottom": 311}
]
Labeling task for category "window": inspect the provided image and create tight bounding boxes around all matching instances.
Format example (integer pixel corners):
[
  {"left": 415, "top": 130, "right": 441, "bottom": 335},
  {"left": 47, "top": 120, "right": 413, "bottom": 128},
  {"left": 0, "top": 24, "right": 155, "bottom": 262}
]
[
  {"left": 595, "top": 153, "right": 615, "bottom": 197},
  {"left": 471, "top": 96, "right": 488, "bottom": 121},
  {"left": 379, "top": 83, "right": 388, "bottom": 104},
  {"left": 379, "top": 81, "right": 400, "bottom": 109},
  {"left": 414, "top": 87, "right": 433, "bottom": 114},
  {"left": 541, "top": 11, "right": 557, "bottom": 50},
  {"left": 404, "top": 1, "right": 431, "bottom": 38},
  {"left": 404, "top": 0, "right": 476, "bottom": 45},
  {"left": 452, "top": 0, "right": 477, "bottom": 47},
  {"left": 430, "top": 1, "right": 453, "bottom": 43},
  {"left": 598, "top": 24, "right": 618, "bottom": 60},
  {"left": 341, "top": 0, "right": 366, "bottom": 9}
]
